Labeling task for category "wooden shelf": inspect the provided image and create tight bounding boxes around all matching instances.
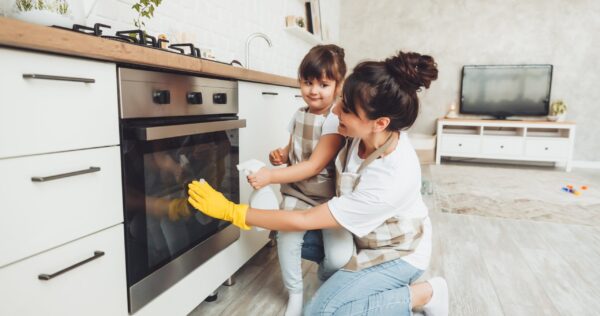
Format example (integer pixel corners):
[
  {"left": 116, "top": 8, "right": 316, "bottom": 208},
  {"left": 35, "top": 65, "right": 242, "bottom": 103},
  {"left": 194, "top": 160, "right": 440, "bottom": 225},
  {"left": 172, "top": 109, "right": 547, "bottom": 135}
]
[{"left": 285, "top": 25, "right": 322, "bottom": 45}]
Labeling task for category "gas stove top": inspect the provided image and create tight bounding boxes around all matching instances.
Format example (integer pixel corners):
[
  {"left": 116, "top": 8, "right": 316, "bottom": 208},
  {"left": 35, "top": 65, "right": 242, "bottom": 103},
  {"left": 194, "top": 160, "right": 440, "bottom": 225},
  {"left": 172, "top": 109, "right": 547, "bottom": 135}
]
[{"left": 53, "top": 23, "right": 241, "bottom": 66}]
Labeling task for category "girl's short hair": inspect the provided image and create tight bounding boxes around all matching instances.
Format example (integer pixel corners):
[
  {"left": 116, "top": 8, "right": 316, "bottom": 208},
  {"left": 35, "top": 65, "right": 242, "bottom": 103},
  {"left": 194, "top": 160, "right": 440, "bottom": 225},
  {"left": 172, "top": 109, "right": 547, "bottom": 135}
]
[
  {"left": 298, "top": 44, "right": 346, "bottom": 84},
  {"left": 342, "top": 51, "right": 438, "bottom": 131}
]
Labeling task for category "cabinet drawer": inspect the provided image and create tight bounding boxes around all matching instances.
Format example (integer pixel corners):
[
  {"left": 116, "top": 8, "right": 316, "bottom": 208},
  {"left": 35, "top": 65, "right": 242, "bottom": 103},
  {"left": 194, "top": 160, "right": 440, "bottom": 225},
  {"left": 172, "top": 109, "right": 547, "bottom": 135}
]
[
  {"left": 440, "top": 135, "right": 480, "bottom": 154},
  {"left": 481, "top": 137, "right": 524, "bottom": 156},
  {"left": 0, "top": 224, "right": 127, "bottom": 316},
  {"left": 525, "top": 138, "right": 569, "bottom": 159},
  {"left": 0, "top": 48, "right": 119, "bottom": 158},
  {"left": 0, "top": 146, "right": 123, "bottom": 267}
]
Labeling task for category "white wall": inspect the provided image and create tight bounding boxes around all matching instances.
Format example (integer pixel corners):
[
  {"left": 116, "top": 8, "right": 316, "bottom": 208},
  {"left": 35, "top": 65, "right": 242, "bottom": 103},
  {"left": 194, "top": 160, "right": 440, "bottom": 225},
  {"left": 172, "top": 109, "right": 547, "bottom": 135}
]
[
  {"left": 340, "top": 0, "right": 600, "bottom": 161},
  {"left": 85, "top": 0, "right": 331, "bottom": 78}
]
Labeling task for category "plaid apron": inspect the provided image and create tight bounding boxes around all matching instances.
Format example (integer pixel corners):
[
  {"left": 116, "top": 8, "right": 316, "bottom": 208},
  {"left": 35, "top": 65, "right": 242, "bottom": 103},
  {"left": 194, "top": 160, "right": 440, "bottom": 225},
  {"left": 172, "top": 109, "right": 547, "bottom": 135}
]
[
  {"left": 280, "top": 106, "right": 336, "bottom": 207},
  {"left": 336, "top": 135, "right": 425, "bottom": 271}
]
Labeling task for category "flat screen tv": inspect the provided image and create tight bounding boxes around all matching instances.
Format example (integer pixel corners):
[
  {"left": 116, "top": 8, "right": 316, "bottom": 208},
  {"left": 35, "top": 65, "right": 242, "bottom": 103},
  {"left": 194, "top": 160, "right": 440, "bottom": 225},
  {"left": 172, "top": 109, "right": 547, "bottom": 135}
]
[{"left": 460, "top": 64, "right": 553, "bottom": 119}]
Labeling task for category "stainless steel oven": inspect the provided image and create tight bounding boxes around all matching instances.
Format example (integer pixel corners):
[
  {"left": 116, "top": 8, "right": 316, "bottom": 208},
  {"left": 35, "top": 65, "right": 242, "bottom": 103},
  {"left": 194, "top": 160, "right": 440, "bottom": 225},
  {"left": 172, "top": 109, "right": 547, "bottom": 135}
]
[{"left": 118, "top": 68, "right": 243, "bottom": 313}]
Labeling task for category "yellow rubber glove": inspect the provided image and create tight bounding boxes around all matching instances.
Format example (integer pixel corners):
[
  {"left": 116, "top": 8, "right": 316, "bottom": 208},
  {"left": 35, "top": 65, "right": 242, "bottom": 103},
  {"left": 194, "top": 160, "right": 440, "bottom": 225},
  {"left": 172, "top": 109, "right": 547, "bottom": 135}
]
[
  {"left": 167, "top": 198, "right": 191, "bottom": 221},
  {"left": 187, "top": 180, "right": 251, "bottom": 230}
]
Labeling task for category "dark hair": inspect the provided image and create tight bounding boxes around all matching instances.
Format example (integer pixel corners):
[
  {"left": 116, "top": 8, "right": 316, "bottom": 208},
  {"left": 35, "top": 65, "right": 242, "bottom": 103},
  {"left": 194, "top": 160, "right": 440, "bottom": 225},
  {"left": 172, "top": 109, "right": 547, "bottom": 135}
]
[
  {"left": 298, "top": 44, "right": 346, "bottom": 84},
  {"left": 342, "top": 51, "right": 438, "bottom": 131}
]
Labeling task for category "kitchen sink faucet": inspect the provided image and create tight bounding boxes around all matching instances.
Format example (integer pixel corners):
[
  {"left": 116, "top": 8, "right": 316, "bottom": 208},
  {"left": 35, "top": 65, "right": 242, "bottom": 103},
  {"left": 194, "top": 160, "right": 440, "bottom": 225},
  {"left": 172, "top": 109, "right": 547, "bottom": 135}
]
[{"left": 245, "top": 32, "right": 272, "bottom": 69}]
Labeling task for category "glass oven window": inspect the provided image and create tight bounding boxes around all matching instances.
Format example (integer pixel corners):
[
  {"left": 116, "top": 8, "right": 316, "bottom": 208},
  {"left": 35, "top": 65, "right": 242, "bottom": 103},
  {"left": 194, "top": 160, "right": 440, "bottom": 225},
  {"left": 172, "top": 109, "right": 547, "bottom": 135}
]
[{"left": 123, "top": 129, "right": 239, "bottom": 285}]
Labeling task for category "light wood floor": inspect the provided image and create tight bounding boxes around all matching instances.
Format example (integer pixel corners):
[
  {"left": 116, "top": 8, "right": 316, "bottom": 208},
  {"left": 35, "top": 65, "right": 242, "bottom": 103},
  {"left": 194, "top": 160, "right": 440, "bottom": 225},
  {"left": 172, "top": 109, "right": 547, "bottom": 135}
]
[{"left": 190, "top": 164, "right": 600, "bottom": 316}]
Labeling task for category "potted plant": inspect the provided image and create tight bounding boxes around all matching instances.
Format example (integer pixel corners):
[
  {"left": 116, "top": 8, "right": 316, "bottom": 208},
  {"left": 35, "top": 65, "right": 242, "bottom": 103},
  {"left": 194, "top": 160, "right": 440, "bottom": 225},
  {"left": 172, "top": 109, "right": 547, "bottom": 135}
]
[
  {"left": 131, "top": 0, "right": 162, "bottom": 32},
  {"left": 10, "top": 0, "right": 77, "bottom": 28},
  {"left": 548, "top": 100, "right": 567, "bottom": 122}
]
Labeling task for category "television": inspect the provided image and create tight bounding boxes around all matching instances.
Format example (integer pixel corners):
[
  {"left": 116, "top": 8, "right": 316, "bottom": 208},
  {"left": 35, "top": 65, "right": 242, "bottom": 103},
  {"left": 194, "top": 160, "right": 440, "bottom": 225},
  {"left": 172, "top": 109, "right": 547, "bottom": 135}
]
[{"left": 460, "top": 64, "right": 553, "bottom": 119}]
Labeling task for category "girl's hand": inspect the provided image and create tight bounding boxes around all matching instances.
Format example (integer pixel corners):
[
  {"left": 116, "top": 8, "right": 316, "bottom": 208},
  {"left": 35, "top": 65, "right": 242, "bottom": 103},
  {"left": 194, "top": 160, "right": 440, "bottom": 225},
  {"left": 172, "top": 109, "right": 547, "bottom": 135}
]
[
  {"left": 247, "top": 167, "right": 272, "bottom": 189},
  {"left": 269, "top": 147, "right": 289, "bottom": 166}
]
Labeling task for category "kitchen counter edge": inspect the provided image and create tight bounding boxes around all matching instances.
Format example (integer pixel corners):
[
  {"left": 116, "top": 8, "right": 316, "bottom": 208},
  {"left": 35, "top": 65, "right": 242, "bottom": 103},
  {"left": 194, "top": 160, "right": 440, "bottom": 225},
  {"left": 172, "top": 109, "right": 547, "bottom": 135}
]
[{"left": 0, "top": 17, "right": 299, "bottom": 88}]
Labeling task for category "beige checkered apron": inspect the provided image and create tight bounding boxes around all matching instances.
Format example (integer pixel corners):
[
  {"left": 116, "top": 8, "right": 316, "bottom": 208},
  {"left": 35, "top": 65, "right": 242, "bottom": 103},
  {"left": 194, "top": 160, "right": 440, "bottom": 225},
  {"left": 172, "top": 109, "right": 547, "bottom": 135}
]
[
  {"left": 280, "top": 106, "right": 336, "bottom": 208},
  {"left": 335, "top": 135, "right": 425, "bottom": 271}
]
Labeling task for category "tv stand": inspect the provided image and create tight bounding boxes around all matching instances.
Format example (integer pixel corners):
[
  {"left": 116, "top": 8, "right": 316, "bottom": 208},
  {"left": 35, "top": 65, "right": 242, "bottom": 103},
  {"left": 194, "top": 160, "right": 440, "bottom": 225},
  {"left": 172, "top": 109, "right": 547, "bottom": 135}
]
[{"left": 435, "top": 118, "right": 576, "bottom": 171}]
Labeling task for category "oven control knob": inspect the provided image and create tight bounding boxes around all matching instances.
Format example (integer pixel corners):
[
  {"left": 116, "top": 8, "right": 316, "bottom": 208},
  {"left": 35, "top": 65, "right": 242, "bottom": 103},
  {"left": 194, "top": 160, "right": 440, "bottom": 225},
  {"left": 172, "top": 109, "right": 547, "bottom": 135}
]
[
  {"left": 213, "top": 93, "right": 227, "bottom": 104},
  {"left": 153, "top": 90, "right": 170, "bottom": 104},
  {"left": 187, "top": 92, "right": 203, "bottom": 105}
]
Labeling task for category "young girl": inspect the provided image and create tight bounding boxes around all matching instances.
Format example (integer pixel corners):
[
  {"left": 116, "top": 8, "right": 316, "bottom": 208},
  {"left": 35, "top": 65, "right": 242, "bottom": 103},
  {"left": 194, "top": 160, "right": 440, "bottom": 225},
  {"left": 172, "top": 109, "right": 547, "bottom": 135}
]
[
  {"left": 246, "top": 44, "right": 354, "bottom": 316},
  {"left": 187, "top": 50, "right": 448, "bottom": 315}
]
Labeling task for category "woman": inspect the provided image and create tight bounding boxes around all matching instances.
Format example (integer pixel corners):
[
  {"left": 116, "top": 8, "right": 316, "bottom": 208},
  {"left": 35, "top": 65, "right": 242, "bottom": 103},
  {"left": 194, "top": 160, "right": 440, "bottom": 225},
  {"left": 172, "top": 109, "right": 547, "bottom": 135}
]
[{"left": 188, "top": 51, "right": 448, "bottom": 316}]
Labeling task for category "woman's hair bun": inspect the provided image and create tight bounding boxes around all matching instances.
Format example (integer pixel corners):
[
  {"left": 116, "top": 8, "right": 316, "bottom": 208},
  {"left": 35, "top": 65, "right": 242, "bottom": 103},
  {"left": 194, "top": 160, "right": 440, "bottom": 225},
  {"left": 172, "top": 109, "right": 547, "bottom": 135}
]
[{"left": 384, "top": 52, "right": 438, "bottom": 90}]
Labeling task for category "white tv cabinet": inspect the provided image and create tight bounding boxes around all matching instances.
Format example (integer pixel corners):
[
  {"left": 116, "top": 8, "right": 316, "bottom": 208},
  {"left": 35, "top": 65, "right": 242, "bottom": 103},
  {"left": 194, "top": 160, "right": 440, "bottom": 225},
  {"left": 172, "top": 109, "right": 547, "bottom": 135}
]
[{"left": 435, "top": 118, "right": 576, "bottom": 171}]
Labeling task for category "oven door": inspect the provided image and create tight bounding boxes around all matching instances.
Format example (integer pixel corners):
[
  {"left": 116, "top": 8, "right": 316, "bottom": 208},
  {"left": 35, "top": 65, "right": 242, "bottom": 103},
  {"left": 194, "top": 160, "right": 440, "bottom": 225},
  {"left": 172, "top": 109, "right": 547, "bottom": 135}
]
[{"left": 121, "top": 117, "right": 245, "bottom": 313}]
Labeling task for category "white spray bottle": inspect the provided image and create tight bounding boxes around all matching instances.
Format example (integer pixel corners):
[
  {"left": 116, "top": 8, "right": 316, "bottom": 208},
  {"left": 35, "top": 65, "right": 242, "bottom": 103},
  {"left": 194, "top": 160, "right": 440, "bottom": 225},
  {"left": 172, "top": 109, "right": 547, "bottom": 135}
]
[{"left": 237, "top": 159, "right": 279, "bottom": 231}]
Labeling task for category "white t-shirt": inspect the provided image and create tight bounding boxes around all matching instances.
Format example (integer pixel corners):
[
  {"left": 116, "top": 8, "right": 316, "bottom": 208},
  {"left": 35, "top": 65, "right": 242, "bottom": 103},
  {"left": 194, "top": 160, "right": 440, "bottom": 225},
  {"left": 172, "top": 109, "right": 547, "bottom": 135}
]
[
  {"left": 286, "top": 107, "right": 340, "bottom": 136},
  {"left": 327, "top": 132, "right": 432, "bottom": 270}
]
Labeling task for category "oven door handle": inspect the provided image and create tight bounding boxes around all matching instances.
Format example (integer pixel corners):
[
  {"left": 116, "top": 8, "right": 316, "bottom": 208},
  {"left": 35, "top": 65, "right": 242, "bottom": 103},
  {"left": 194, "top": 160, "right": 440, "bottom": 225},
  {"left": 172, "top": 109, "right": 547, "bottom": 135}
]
[{"left": 134, "top": 119, "right": 246, "bottom": 141}]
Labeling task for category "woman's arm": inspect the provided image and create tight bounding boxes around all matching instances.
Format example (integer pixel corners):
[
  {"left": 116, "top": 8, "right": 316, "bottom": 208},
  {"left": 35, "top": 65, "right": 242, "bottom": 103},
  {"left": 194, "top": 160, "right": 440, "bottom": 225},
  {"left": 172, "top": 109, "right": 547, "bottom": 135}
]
[
  {"left": 245, "top": 202, "right": 341, "bottom": 231},
  {"left": 249, "top": 134, "right": 344, "bottom": 188},
  {"left": 188, "top": 180, "right": 342, "bottom": 231}
]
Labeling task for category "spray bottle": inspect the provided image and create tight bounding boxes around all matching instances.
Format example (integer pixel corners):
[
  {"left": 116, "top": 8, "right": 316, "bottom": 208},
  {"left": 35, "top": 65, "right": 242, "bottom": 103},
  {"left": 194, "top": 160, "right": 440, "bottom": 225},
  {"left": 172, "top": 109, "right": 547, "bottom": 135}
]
[{"left": 237, "top": 159, "right": 279, "bottom": 231}]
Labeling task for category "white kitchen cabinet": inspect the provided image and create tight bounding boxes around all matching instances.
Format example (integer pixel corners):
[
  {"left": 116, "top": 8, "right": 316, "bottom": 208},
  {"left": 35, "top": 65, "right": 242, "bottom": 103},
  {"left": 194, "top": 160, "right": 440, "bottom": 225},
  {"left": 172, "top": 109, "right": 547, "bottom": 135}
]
[
  {"left": 0, "top": 146, "right": 123, "bottom": 267},
  {"left": 0, "top": 224, "right": 127, "bottom": 316},
  {"left": 238, "top": 81, "right": 303, "bottom": 204},
  {"left": 238, "top": 80, "right": 303, "bottom": 273},
  {"left": 0, "top": 48, "right": 119, "bottom": 159},
  {"left": 238, "top": 81, "right": 303, "bottom": 248},
  {"left": 0, "top": 48, "right": 127, "bottom": 315},
  {"left": 436, "top": 118, "right": 576, "bottom": 171}
]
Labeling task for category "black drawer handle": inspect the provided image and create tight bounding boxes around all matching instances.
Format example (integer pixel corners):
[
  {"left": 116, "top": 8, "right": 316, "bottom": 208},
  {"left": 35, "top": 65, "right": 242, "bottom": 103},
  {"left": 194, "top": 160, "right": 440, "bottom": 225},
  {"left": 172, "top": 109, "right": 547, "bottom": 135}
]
[
  {"left": 458, "top": 143, "right": 462, "bottom": 147},
  {"left": 294, "top": 94, "right": 303, "bottom": 98},
  {"left": 262, "top": 92, "right": 279, "bottom": 96},
  {"left": 23, "top": 73, "right": 95, "bottom": 83},
  {"left": 38, "top": 251, "right": 105, "bottom": 281},
  {"left": 500, "top": 145, "right": 504, "bottom": 149},
  {"left": 545, "top": 147, "right": 549, "bottom": 150},
  {"left": 31, "top": 166, "right": 101, "bottom": 182}
]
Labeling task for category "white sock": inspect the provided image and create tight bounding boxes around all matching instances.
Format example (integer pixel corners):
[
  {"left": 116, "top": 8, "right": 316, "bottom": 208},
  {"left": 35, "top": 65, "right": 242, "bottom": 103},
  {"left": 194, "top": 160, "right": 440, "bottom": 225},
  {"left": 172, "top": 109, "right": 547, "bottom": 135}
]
[
  {"left": 423, "top": 277, "right": 449, "bottom": 316},
  {"left": 284, "top": 292, "right": 303, "bottom": 316}
]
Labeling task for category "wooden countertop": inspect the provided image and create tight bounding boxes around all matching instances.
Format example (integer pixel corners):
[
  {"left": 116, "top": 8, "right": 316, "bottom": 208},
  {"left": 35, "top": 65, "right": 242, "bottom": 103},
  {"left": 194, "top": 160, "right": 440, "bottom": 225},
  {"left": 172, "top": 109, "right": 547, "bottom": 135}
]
[{"left": 0, "top": 17, "right": 299, "bottom": 88}]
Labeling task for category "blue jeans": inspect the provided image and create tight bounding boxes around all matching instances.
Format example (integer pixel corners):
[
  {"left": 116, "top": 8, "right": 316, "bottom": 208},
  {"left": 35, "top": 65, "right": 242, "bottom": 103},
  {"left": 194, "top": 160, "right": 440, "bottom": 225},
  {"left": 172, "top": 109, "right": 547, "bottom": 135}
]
[{"left": 301, "top": 230, "right": 424, "bottom": 316}]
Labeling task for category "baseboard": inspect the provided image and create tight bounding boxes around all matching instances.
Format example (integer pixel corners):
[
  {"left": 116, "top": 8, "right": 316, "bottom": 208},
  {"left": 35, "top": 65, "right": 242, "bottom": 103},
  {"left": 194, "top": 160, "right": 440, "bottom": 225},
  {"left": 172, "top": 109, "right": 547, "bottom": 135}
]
[{"left": 572, "top": 160, "right": 600, "bottom": 169}]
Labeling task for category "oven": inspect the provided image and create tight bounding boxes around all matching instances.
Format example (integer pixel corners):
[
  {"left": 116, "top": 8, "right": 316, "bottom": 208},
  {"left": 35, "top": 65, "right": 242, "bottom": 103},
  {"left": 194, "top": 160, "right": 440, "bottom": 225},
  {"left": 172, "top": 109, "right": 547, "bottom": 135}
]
[{"left": 118, "top": 68, "right": 243, "bottom": 313}]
